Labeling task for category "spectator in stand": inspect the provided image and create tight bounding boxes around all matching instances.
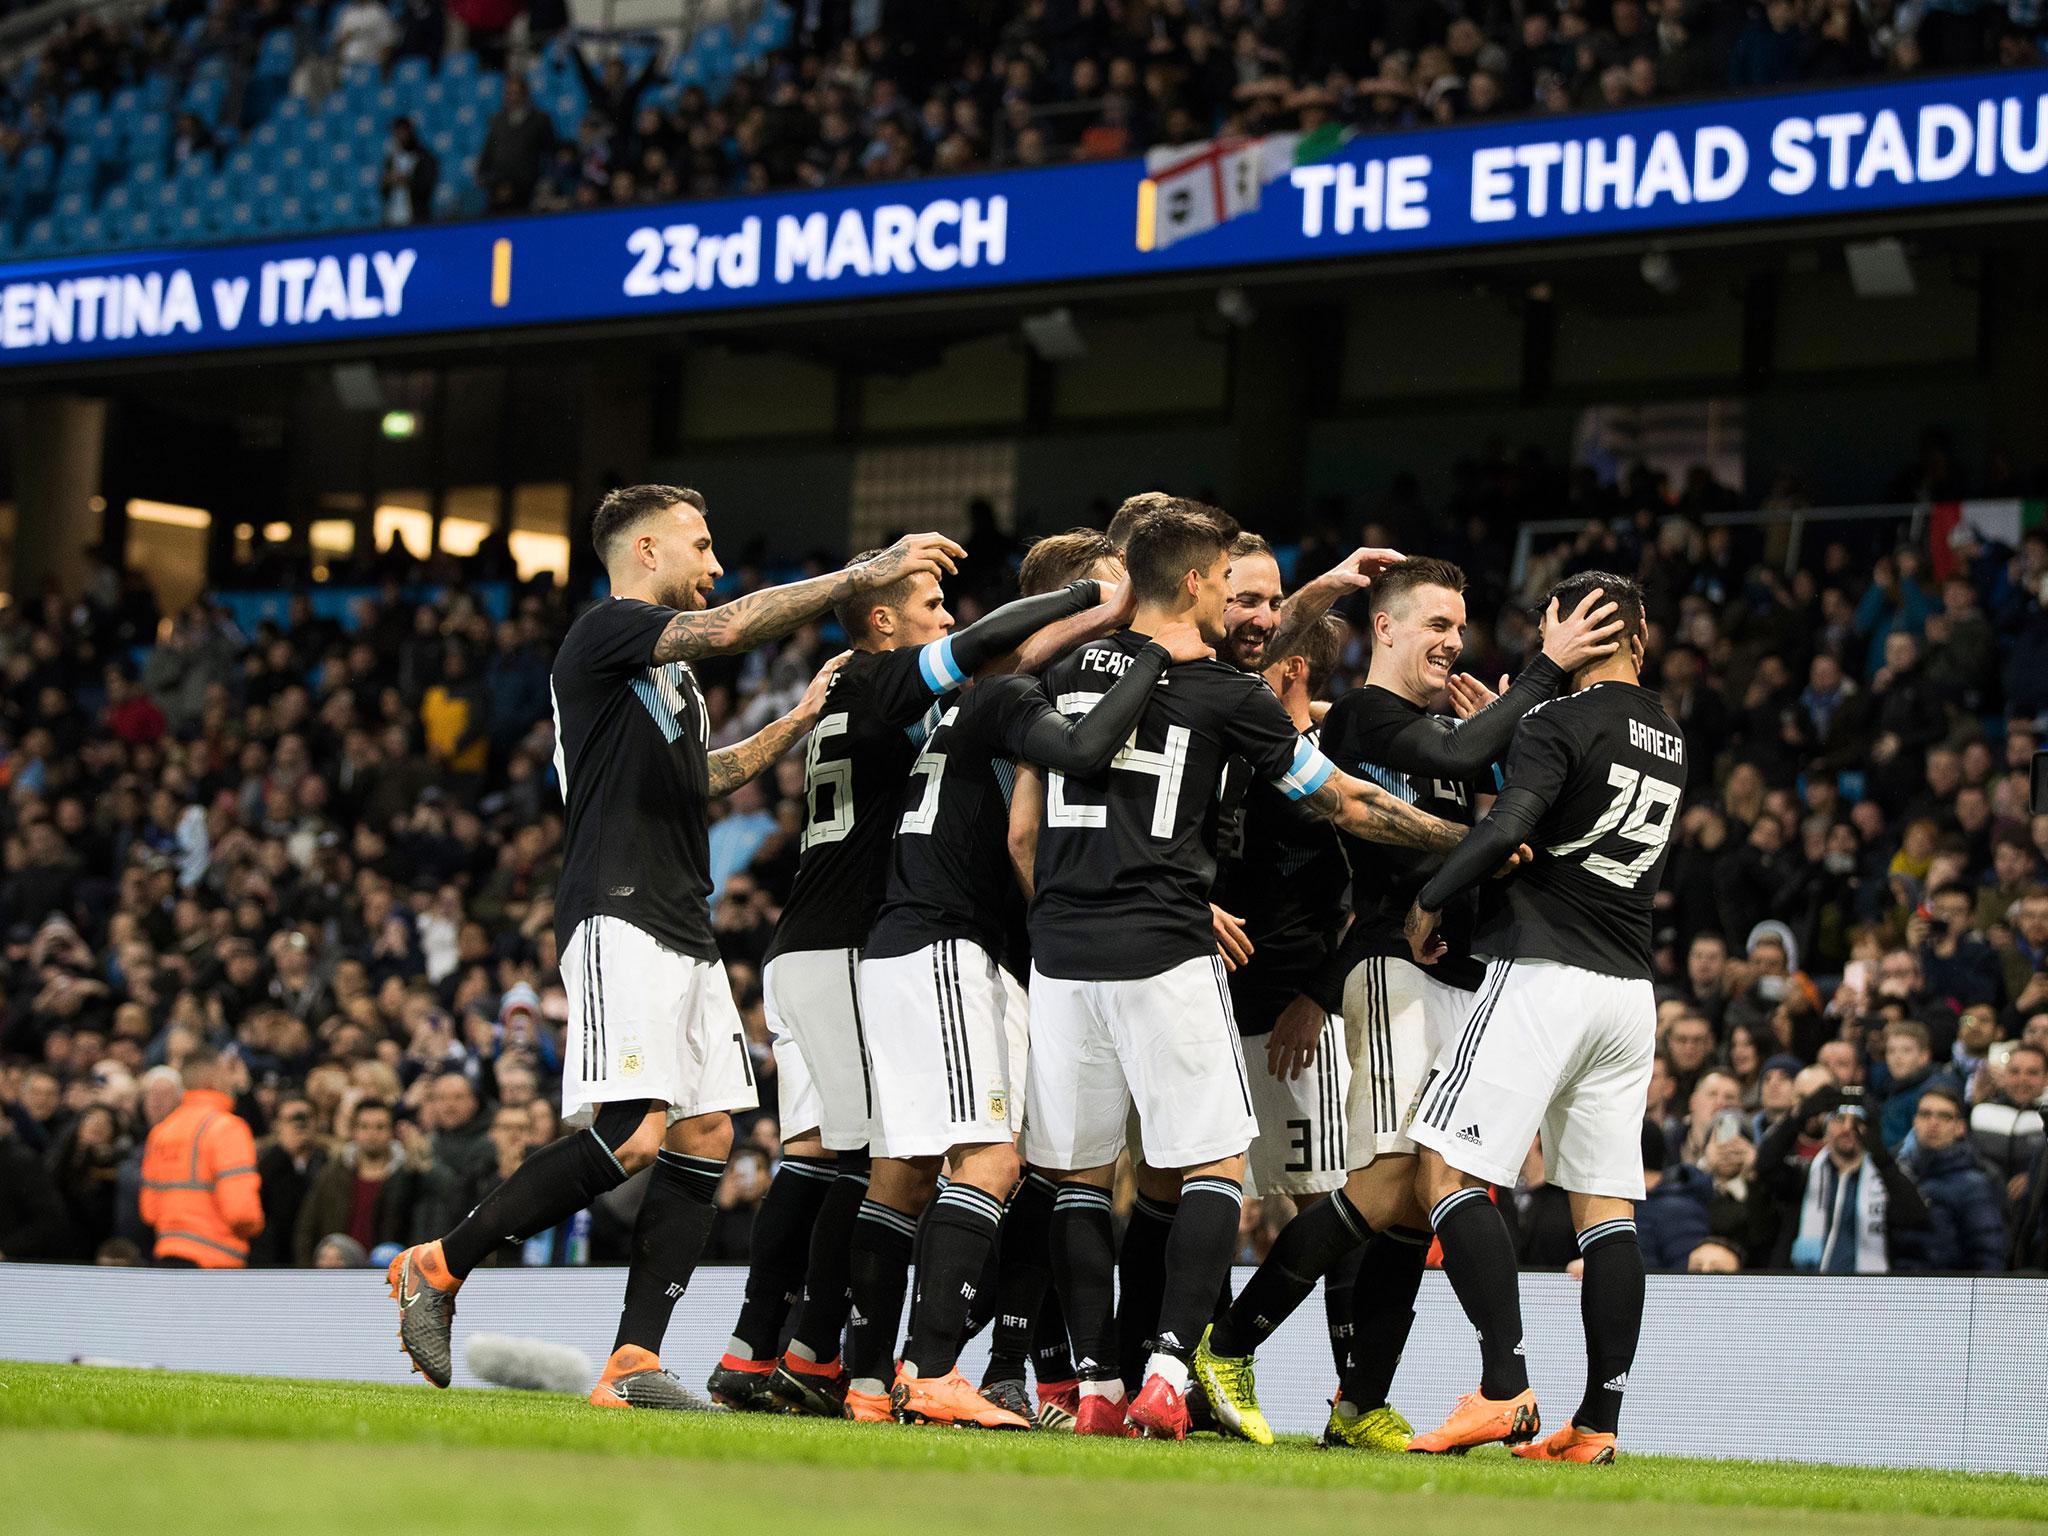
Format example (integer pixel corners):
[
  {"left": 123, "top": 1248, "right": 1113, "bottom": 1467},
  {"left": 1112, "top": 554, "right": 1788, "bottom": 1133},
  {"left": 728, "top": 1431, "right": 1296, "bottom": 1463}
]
[
  {"left": 331, "top": 0, "right": 398, "bottom": 70},
  {"left": 1788, "top": 1100, "right": 1928, "bottom": 1273},
  {"left": 1972, "top": 1043, "right": 2046, "bottom": 1207},
  {"left": 293, "top": 1098, "right": 414, "bottom": 1264},
  {"left": 0, "top": 1103, "right": 69, "bottom": 1261},
  {"left": 165, "top": 111, "right": 217, "bottom": 178},
  {"left": 477, "top": 74, "right": 557, "bottom": 213},
  {"left": 250, "top": 1093, "right": 325, "bottom": 1266},
  {"left": 1677, "top": 930, "right": 1733, "bottom": 1031},
  {"left": 48, "top": 1102, "right": 127, "bottom": 1261},
  {"left": 382, "top": 116, "right": 439, "bottom": 227},
  {"left": 1661, "top": 1010, "right": 1716, "bottom": 1104},
  {"left": 1636, "top": 1121, "right": 1712, "bottom": 1270},
  {"left": 1877, "top": 1018, "right": 1965, "bottom": 1150},
  {"left": 2000, "top": 891, "right": 2048, "bottom": 1007},
  {"left": 568, "top": 31, "right": 663, "bottom": 152},
  {"left": 138, "top": 1047, "right": 264, "bottom": 1268},
  {"left": 1895, "top": 1085, "right": 2008, "bottom": 1272}
]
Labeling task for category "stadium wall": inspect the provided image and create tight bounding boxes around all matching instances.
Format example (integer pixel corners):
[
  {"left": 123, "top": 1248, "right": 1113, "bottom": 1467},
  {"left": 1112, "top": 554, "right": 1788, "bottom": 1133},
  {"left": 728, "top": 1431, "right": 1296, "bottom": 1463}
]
[{"left": 4, "top": 1264, "right": 2041, "bottom": 1474}]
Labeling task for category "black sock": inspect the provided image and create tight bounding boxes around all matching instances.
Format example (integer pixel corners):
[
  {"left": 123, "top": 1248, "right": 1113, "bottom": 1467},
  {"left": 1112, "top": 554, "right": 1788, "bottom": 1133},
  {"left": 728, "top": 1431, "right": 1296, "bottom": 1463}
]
[
  {"left": 1033, "top": 1284, "right": 1075, "bottom": 1383},
  {"left": 1153, "top": 1176, "right": 1243, "bottom": 1362},
  {"left": 728, "top": 1155, "right": 835, "bottom": 1359},
  {"left": 843, "top": 1198, "right": 917, "bottom": 1389},
  {"left": 1340, "top": 1226, "right": 1429, "bottom": 1410},
  {"left": 903, "top": 1182, "right": 1005, "bottom": 1378},
  {"left": 1048, "top": 1182, "right": 1118, "bottom": 1382},
  {"left": 787, "top": 1152, "right": 870, "bottom": 1364},
  {"left": 1574, "top": 1218, "right": 1644, "bottom": 1435},
  {"left": 1323, "top": 1241, "right": 1364, "bottom": 1378},
  {"left": 1430, "top": 1188, "right": 1527, "bottom": 1399},
  {"left": 442, "top": 1128, "right": 626, "bottom": 1278},
  {"left": 1211, "top": 1187, "right": 1369, "bottom": 1358},
  {"left": 984, "top": 1172, "right": 1055, "bottom": 1386},
  {"left": 613, "top": 1150, "right": 724, "bottom": 1355},
  {"left": 1114, "top": 1192, "right": 1175, "bottom": 1390}
]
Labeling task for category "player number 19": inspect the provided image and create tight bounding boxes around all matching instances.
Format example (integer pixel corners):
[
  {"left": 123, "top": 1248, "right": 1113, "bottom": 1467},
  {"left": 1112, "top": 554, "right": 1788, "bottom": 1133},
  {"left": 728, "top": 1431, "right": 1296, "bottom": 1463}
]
[{"left": 1556, "top": 762, "right": 1681, "bottom": 889}]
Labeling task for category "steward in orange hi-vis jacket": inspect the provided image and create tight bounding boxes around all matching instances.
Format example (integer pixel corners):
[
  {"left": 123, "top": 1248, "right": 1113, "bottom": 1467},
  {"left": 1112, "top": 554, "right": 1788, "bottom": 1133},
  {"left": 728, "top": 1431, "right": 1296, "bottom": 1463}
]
[{"left": 139, "top": 1050, "right": 263, "bottom": 1268}]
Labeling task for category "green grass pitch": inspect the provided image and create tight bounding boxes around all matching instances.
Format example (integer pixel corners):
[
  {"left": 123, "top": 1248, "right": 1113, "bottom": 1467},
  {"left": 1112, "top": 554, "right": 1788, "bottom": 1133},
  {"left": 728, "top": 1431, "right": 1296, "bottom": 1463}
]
[{"left": 2, "top": 1361, "right": 2041, "bottom": 1536}]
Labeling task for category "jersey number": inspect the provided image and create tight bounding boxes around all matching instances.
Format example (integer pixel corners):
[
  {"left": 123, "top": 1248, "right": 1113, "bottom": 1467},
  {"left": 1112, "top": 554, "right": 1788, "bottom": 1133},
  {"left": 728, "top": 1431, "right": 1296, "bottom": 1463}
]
[
  {"left": 1550, "top": 763, "right": 1681, "bottom": 889},
  {"left": 898, "top": 708, "right": 957, "bottom": 836},
  {"left": 1045, "top": 691, "right": 1189, "bottom": 839},
  {"left": 800, "top": 712, "right": 854, "bottom": 852}
]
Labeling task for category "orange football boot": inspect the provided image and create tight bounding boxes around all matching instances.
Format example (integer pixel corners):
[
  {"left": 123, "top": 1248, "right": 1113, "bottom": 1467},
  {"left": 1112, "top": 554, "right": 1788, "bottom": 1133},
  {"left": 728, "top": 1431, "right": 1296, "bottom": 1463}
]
[
  {"left": 1407, "top": 1388, "right": 1540, "bottom": 1454},
  {"left": 890, "top": 1368, "right": 1032, "bottom": 1430},
  {"left": 1513, "top": 1423, "right": 1617, "bottom": 1464}
]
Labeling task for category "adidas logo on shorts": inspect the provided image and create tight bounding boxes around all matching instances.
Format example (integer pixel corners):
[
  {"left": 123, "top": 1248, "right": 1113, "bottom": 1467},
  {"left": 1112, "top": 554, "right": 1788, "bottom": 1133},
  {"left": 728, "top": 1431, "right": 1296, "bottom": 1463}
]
[{"left": 1456, "top": 1123, "right": 1484, "bottom": 1145}]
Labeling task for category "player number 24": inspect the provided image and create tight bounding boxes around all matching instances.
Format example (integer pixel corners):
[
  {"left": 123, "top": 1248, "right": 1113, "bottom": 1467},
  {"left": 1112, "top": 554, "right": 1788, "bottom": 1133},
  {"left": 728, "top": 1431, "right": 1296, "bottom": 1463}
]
[
  {"left": 1045, "top": 691, "right": 1189, "bottom": 838},
  {"left": 1552, "top": 762, "right": 1681, "bottom": 889}
]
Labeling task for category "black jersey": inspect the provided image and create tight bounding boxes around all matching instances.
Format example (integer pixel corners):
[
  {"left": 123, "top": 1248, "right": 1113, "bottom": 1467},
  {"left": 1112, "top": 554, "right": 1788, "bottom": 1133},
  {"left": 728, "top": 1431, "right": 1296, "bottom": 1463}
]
[
  {"left": 1468, "top": 682, "right": 1688, "bottom": 981},
  {"left": 864, "top": 677, "right": 1035, "bottom": 969},
  {"left": 1211, "top": 724, "right": 1351, "bottom": 1035},
  {"left": 550, "top": 597, "right": 715, "bottom": 960},
  {"left": 1318, "top": 686, "right": 1491, "bottom": 993},
  {"left": 765, "top": 642, "right": 951, "bottom": 961},
  {"left": 1031, "top": 630, "right": 1338, "bottom": 982}
]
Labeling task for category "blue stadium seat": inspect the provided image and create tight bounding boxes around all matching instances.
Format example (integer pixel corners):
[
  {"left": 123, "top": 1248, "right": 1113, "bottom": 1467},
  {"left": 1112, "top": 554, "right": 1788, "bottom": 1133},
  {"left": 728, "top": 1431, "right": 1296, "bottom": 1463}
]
[
  {"left": 204, "top": 172, "right": 235, "bottom": 206},
  {"left": 227, "top": 147, "right": 259, "bottom": 181},
  {"left": 151, "top": 181, "right": 183, "bottom": 214},
  {"left": 173, "top": 204, "right": 206, "bottom": 240},
  {"left": 304, "top": 167, "right": 333, "bottom": 198},
  {"left": 430, "top": 180, "right": 464, "bottom": 220},
  {"left": 303, "top": 116, "right": 332, "bottom": 146},
  {"left": 275, "top": 95, "right": 307, "bottom": 122},
  {"left": 250, "top": 172, "right": 282, "bottom": 203},
  {"left": 25, "top": 218, "right": 58, "bottom": 254},
  {"left": 140, "top": 74, "right": 174, "bottom": 109},
  {"left": 111, "top": 86, "right": 144, "bottom": 118},
  {"left": 474, "top": 72, "right": 503, "bottom": 108},
  {"left": 75, "top": 213, "right": 106, "bottom": 249},
  {"left": 276, "top": 144, "right": 307, "bottom": 177},
  {"left": 673, "top": 54, "right": 706, "bottom": 89},
  {"left": 419, "top": 79, "right": 449, "bottom": 112},
  {"left": 256, "top": 28, "right": 297, "bottom": 77},
  {"left": 252, "top": 122, "right": 284, "bottom": 155},
  {"left": 101, "top": 183, "right": 134, "bottom": 216},
  {"left": 62, "top": 89, "right": 99, "bottom": 127},
  {"left": 372, "top": 84, "right": 402, "bottom": 116},
  {"left": 350, "top": 112, "right": 380, "bottom": 142},
  {"left": 340, "top": 60, "right": 380, "bottom": 93},
  {"left": 224, "top": 200, "right": 259, "bottom": 236},
  {"left": 55, "top": 189, "right": 90, "bottom": 221},
  {"left": 275, "top": 194, "right": 308, "bottom": 230},
  {"left": 129, "top": 159, "right": 164, "bottom": 189},
  {"left": 350, "top": 162, "right": 381, "bottom": 196},
  {"left": 426, "top": 128, "right": 457, "bottom": 162},
  {"left": 393, "top": 56, "right": 431, "bottom": 90},
  {"left": 19, "top": 142, "right": 54, "bottom": 182},
  {"left": 175, "top": 154, "right": 212, "bottom": 188},
  {"left": 88, "top": 117, "right": 123, "bottom": 161},
  {"left": 125, "top": 210, "right": 156, "bottom": 245},
  {"left": 183, "top": 78, "right": 227, "bottom": 123},
  {"left": 442, "top": 50, "right": 477, "bottom": 80}
]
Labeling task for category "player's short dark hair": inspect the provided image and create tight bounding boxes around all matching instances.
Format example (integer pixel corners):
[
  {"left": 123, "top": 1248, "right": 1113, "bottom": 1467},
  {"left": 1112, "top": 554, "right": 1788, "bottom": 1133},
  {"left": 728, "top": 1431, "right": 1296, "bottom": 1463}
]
[
  {"left": 1019, "top": 529, "right": 1117, "bottom": 596},
  {"left": 1124, "top": 503, "right": 1234, "bottom": 606},
  {"left": 1106, "top": 492, "right": 1179, "bottom": 552},
  {"left": 1549, "top": 569, "right": 1645, "bottom": 649},
  {"left": 1367, "top": 556, "right": 1466, "bottom": 619},
  {"left": 591, "top": 484, "right": 705, "bottom": 565},
  {"left": 352, "top": 1098, "right": 394, "bottom": 1123},
  {"left": 1917, "top": 1082, "right": 1965, "bottom": 1115},
  {"left": 834, "top": 548, "right": 922, "bottom": 642},
  {"left": 1228, "top": 531, "right": 1273, "bottom": 562},
  {"left": 1285, "top": 613, "right": 1346, "bottom": 696}
]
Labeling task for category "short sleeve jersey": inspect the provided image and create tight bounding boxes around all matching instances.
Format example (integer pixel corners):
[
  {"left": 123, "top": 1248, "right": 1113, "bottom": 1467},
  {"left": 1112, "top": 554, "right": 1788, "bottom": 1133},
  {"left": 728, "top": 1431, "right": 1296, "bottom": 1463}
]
[
  {"left": 1029, "top": 630, "right": 1337, "bottom": 982},
  {"left": 1318, "top": 685, "right": 1489, "bottom": 992},
  {"left": 764, "top": 642, "right": 952, "bottom": 961},
  {"left": 1210, "top": 723, "right": 1352, "bottom": 1034},
  {"left": 550, "top": 597, "right": 715, "bottom": 960},
  {"left": 1471, "top": 681, "right": 1689, "bottom": 981},
  {"left": 865, "top": 674, "right": 1055, "bottom": 968}
]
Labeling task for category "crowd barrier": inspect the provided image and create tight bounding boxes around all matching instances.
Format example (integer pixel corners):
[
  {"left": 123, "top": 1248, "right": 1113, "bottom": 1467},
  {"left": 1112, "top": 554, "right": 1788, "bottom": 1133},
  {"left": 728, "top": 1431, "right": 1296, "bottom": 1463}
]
[{"left": 4, "top": 1264, "right": 2043, "bottom": 1474}]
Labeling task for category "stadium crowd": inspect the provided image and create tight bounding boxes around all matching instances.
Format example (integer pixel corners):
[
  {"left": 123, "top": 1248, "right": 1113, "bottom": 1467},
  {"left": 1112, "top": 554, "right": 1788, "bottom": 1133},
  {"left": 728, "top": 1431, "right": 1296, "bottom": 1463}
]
[
  {"left": 2, "top": 0, "right": 2045, "bottom": 239},
  {"left": 0, "top": 453, "right": 2046, "bottom": 1277}
]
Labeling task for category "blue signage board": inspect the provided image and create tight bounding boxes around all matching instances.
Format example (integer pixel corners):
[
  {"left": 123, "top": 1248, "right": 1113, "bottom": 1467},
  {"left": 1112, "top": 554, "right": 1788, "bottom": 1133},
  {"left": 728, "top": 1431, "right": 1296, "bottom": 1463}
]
[{"left": 1, "top": 69, "right": 2043, "bottom": 368}]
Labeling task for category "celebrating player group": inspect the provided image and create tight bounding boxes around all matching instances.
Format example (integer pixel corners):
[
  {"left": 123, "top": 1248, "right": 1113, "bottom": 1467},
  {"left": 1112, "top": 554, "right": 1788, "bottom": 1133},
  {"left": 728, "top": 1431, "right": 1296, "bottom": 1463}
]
[{"left": 383, "top": 482, "right": 1687, "bottom": 1465}]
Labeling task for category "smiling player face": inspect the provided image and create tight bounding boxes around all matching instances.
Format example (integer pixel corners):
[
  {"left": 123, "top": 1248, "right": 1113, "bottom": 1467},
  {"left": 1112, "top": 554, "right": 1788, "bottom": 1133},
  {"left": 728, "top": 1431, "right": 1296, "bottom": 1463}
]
[
  {"left": 1223, "top": 551, "right": 1283, "bottom": 672},
  {"left": 1380, "top": 582, "right": 1466, "bottom": 702}
]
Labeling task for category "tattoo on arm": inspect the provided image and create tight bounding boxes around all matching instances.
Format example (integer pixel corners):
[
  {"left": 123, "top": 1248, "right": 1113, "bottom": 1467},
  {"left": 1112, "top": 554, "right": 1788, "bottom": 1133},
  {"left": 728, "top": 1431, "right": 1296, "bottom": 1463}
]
[
  {"left": 705, "top": 712, "right": 809, "bottom": 797},
  {"left": 1302, "top": 776, "right": 1464, "bottom": 852},
  {"left": 652, "top": 572, "right": 850, "bottom": 664}
]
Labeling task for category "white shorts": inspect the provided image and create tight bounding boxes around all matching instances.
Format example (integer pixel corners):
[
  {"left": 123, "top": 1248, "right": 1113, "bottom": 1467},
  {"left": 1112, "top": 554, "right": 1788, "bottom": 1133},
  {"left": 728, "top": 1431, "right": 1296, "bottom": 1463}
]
[
  {"left": 560, "top": 917, "right": 758, "bottom": 1127},
  {"left": 860, "top": 939, "right": 1021, "bottom": 1159},
  {"left": 1023, "top": 954, "right": 1258, "bottom": 1174},
  {"left": 769, "top": 1016, "right": 821, "bottom": 1143},
  {"left": 1408, "top": 957, "right": 1655, "bottom": 1200},
  {"left": 1241, "top": 1013, "right": 1349, "bottom": 1197},
  {"left": 1345, "top": 955, "right": 1475, "bottom": 1165},
  {"left": 763, "top": 947, "right": 871, "bottom": 1152}
]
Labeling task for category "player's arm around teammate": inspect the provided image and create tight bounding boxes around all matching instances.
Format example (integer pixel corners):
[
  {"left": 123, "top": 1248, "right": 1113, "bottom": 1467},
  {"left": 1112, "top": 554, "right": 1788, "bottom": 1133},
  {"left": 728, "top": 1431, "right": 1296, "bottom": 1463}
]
[{"left": 705, "top": 651, "right": 849, "bottom": 796}]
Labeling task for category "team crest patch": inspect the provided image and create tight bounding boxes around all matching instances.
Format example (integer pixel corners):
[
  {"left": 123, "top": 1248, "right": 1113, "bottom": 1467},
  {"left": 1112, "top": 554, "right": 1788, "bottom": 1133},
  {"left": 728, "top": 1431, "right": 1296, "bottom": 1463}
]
[
  {"left": 620, "top": 1052, "right": 643, "bottom": 1076},
  {"left": 988, "top": 1088, "right": 1008, "bottom": 1123}
]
